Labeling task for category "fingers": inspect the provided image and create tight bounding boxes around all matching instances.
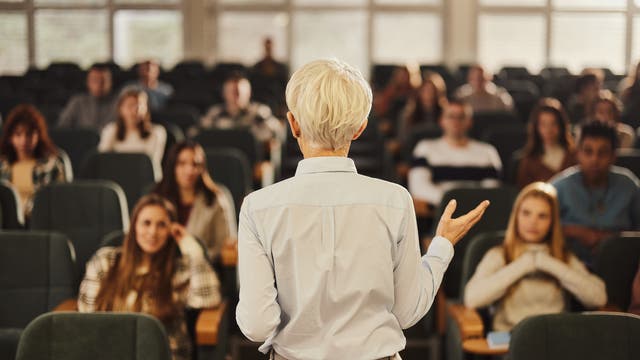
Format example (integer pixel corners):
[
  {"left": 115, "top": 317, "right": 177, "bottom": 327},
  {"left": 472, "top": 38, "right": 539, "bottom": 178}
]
[
  {"left": 442, "top": 199, "right": 457, "bottom": 221},
  {"left": 458, "top": 200, "right": 490, "bottom": 224}
]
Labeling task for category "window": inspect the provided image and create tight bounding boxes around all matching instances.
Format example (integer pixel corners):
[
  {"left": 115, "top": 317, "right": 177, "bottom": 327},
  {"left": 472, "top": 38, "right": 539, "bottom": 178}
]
[
  {"left": 35, "top": 10, "right": 109, "bottom": 68},
  {"left": 552, "top": 0, "right": 626, "bottom": 10},
  {"left": 478, "top": 14, "right": 546, "bottom": 72},
  {"left": 0, "top": 13, "right": 28, "bottom": 74},
  {"left": 291, "top": 10, "right": 368, "bottom": 72},
  {"left": 631, "top": 15, "right": 640, "bottom": 66},
  {"left": 373, "top": 12, "right": 442, "bottom": 64},
  {"left": 550, "top": 13, "right": 626, "bottom": 73},
  {"left": 218, "top": 11, "right": 288, "bottom": 64},
  {"left": 114, "top": 10, "right": 183, "bottom": 68},
  {"left": 479, "top": 0, "right": 639, "bottom": 75}
]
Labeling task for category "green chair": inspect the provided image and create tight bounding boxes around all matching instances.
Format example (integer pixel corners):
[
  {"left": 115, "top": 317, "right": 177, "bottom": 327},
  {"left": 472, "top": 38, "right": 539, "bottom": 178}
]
[
  {"left": 432, "top": 186, "right": 519, "bottom": 299},
  {"left": 0, "top": 231, "right": 76, "bottom": 360},
  {"left": 593, "top": 233, "right": 640, "bottom": 311},
  {"left": 0, "top": 180, "right": 24, "bottom": 229},
  {"left": 15, "top": 312, "right": 172, "bottom": 360},
  {"left": 205, "top": 148, "right": 252, "bottom": 220},
  {"left": 30, "top": 181, "right": 129, "bottom": 283},
  {"left": 509, "top": 313, "right": 640, "bottom": 360},
  {"left": 79, "top": 152, "right": 160, "bottom": 211},
  {"left": 445, "top": 231, "right": 505, "bottom": 360},
  {"left": 49, "top": 128, "right": 100, "bottom": 175}
]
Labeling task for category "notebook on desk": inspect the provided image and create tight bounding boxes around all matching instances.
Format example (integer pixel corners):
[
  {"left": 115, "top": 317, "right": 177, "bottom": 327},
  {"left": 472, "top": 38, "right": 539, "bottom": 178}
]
[{"left": 487, "top": 331, "right": 510, "bottom": 349}]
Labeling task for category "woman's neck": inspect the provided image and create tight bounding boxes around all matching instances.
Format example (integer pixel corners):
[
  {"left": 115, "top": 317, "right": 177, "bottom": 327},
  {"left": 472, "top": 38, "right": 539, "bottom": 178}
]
[
  {"left": 15, "top": 152, "right": 35, "bottom": 162},
  {"left": 179, "top": 187, "right": 196, "bottom": 205}
]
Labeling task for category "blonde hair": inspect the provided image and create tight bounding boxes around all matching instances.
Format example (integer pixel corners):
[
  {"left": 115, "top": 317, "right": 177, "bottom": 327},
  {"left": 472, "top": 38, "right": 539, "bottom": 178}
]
[
  {"left": 285, "top": 59, "right": 373, "bottom": 151},
  {"left": 503, "top": 182, "right": 568, "bottom": 263}
]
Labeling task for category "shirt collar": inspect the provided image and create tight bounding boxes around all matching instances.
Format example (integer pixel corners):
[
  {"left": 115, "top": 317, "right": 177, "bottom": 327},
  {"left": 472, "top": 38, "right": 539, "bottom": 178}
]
[{"left": 295, "top": 156, "right": 358, "bottom": 176}]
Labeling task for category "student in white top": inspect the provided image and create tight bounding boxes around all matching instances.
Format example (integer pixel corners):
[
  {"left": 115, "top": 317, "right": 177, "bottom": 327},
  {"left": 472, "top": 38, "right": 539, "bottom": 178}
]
[
  {"left": 236, "top": 59, "right": 490, "bottom": 360},
  {"left": 464, "top": 182, "right": 606, "bottom": 331},
  {"left": 98, "top": 88, "right": 167, "bottom": 168},
  {"left": 408, "top": 99, "right": 502, "bottom": 219}
]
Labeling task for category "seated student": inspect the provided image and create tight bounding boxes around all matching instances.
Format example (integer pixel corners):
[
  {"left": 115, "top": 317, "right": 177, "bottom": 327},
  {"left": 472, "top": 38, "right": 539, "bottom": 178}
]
[
  {"left": 590, "top": 90, "right": 636, "bottom": 148},
  {"left": 0, "top": 104, "right": 67, "bottom": 218},
  {"left": 619, "top": 61, "right": 640, "bottom": 128},
  {"left": 552, "top": 121, "right": 640, "bottom": 264},
  {"left": 566, "top": 73, "right": 601, "bottom": 124},
  {"left": 517, "top": 98, "right": 577, "bottom": 189},
  {"left": 124, "top": 59, "right": 174, "bottom": 111},
  {"left": 98, "top": 88, "right": 167, "bottom": 169},
  {"left": 396, "top": 71, "right": 447, "bottom": 144},
  {"left": 372, "top": 65, "right": 416, "bottom": 121},
  {"left": 153, "top": 141, "right": 237, "bottom": 262},
  {"left": 453, "top": 64, "right": 514, "bottom": 113},
  {"left": 78, "top": 194, "right": 221, "bottom": 360},
  {"left": 629, "top": 263, "right": 640, "bottom": 315},
  {"left": 464, "top": 182, "right": 607, "bottom": 331},
  {"left": 408, "top": 99, "right": 502, "bottom": 219},
  {"left": 199, "top": 72, "right": 285, "bottom": 144},
  {"left": 58, "top": 63, "right": 116, "bottom": 131}
]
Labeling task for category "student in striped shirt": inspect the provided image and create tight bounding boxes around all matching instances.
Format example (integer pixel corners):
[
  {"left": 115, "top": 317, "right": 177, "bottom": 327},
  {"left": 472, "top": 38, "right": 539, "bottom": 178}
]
[{"left": 408, "top": 99, "right": 502, "bottom": 220}]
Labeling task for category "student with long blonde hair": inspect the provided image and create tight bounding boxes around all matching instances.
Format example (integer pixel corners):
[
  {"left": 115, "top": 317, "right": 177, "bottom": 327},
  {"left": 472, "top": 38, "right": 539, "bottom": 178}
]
[
  {"left": 464, "top": 182, "right": 606, "bottom": 331},
  {"left": 79, "top": 194, "right": 221, "bottom": 360}
]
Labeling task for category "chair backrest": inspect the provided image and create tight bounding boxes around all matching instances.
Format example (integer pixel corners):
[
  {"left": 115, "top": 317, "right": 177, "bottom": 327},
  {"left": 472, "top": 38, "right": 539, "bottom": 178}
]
[
  {"left": 205, "top": 149, "right": 252, "bottom": 219},
  {"left": 30, "top": 181, "right": 129, "bottom": 281},
  {"left": 0, "top": 180, "right": 24, "bottom": 229},
  {"left": 459, "top": 231, "right": 506, "bottom": 299},
  {"left": 593, "top": 233, "right": 640, "bottom": 311},
  {"left": 482, "top": 126, "right": 528, "bottom": 181},
  {"left": 79, "top": 152, "right": 160, "bottom": 211},
  {"left": 470, "top": 111, "right": 521, "bottom": 139},
  {"left": 16, "top": 312, "right": 172, "bottom": 360},
  {"left": 0, "top": 231, "right": 75, "bottom": 328},
  {"left": 509, "top": 313, "right": 640, "bottom": 360},
  {"left": 616, "top": 149, "right": 640, "bottom": 179},
  {"left": 49, "top": 128, "right": 101, "bottom": 174},
  {"left": 195, "top": 128, "right": 263, "bottom": 166},
  {"left": 432, "top": 186, "right": 519, "bottom": 298}
]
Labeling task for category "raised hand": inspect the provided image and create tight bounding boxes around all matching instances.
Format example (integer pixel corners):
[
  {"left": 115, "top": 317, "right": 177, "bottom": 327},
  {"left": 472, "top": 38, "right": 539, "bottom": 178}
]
[
  {"left": 170, "top": 223, "right": 188, "bottom": 244},
  {"left": 435, "top": 199, "right": 490, "bottom": 245}
]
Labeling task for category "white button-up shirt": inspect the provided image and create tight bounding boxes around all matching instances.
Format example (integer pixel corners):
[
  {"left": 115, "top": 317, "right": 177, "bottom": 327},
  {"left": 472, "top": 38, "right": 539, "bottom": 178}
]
[{"left": 236, "top": 156, "right": 454, "bottom": 360}]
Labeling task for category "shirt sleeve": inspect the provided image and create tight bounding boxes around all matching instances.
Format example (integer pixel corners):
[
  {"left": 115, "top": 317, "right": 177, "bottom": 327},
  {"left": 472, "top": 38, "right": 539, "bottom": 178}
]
[
  {"left": 236, "top": 196, "right": 282, "bottom": 342},
  {"left": 78, "top": 248, "right": 113, "bottom": 312},
  {"left": 179, "top": 235, "right": 222, "bottom": 309},
  {"left": 391, "top": 191, "right": 454, "bottom": 328},
  {"left": 463, "top": 248, "right": 536, "bottom": 309},
  {"left": 58, "top": 97, "right": 80, "bottom": 128},
  {"left": 98, "top": 123, "right": 116, "bottom": 152},
  {"left": 536, "top": 253, "right": 607, "bottom": 309},
  {"left": 408, "top": 143, "right": 442, "bottom": 205},
  {"left": 150, "top": 125, "right": 167, "bottom": 169}
]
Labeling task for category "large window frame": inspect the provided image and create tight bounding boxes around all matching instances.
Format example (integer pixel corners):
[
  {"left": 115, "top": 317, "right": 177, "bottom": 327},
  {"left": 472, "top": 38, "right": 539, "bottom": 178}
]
[
  {"left": 210, "top": 0, "right": 446, "bottom": 72},
  {"left": 0, "top": 0, "right": 446, "bottom": 74},
  {"left": 0, "top": 0, "right": 184, "bottom": 72},
  {"left": 476, "top": 0, "right": 640, "bottom": 73}
]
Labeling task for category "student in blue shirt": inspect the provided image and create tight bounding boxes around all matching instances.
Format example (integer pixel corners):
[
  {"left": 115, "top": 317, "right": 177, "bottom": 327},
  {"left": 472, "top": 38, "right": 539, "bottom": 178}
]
[{"left": 552, "top": 120, "right": 640, "bottom": 264}]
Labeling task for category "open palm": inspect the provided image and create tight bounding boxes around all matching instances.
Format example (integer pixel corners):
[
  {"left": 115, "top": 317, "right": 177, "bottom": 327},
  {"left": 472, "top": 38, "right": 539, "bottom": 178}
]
[{"left": 435, "top": 199, "right": 490, "bottom": 245}]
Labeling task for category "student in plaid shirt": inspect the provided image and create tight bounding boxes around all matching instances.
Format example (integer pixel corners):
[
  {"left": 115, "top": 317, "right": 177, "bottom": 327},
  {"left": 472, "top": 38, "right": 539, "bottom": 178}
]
[{"left": 78, "top": 194, "right": 221, "bottom": 360}]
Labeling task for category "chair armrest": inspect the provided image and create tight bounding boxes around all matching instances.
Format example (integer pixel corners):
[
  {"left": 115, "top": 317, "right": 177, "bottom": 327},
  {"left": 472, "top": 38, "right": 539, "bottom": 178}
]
[
  {"left": 600, "top": 304, "right": 623, "bottom": 312},
  {"left": 221, "top": 242, "right": 238, "bottom": 267},
  {"left": 436, "top": 290, "right": 446, "bottom": 335},
  {"left": 462, "top": 338, "right": 509, "bottom": 355},
  {"left": 447, "top": 303, "right": 484, "bottom": 340},
  {"left": 196, "top": 301, "right": 228, "bottom": 346},
  {"left": 53, "top": 298, "right": 78, "bottom": 312}
]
